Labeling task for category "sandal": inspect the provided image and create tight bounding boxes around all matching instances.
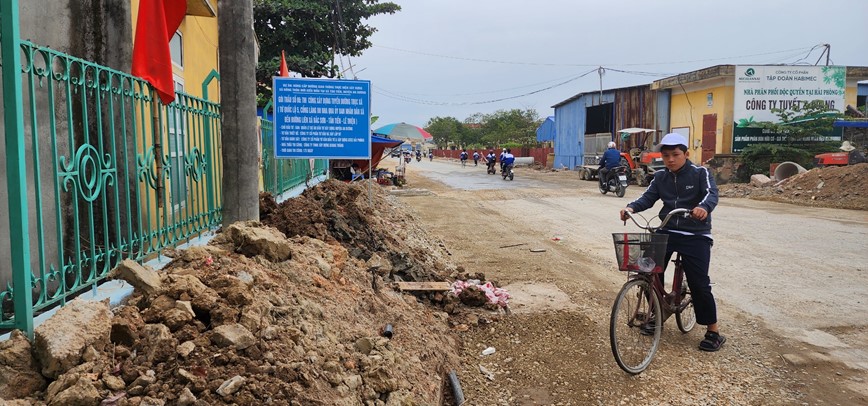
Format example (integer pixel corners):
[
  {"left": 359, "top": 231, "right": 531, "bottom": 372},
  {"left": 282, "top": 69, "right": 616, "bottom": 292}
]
[{"left": 699, "top": 331, "right": 726, "bottom": 352}]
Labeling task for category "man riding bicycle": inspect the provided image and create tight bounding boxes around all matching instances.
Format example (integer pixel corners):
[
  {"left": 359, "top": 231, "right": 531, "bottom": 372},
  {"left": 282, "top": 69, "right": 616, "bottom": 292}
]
[
  {"left": 598, "top": 141, "right": 622, "bottom": 188},
  {"left": 619, "top": 133, "right": 725, "bottom": 352}
]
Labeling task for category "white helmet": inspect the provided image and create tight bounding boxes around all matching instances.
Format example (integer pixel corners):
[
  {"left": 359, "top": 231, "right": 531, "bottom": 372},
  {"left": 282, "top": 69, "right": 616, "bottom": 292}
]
[{"left": 607, "top": 141, "right": 616, "bottom": 148}]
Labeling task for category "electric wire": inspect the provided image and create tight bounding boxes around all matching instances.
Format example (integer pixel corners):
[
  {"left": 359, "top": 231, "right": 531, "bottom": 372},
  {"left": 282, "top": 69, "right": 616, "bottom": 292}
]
[
  {"left": 372, "top": 68, "right": 598, "bottom": 106},
  {"left": 372, "top": 44, "right": 819, "bottom": 68}
]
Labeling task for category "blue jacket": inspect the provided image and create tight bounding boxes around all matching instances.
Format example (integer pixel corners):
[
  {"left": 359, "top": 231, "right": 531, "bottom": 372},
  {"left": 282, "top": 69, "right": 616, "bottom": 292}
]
[
  {"left": 626, "top": 159, "right": 718, "bottom": 234},
  {"left": 599, "top": 148, "right": 622, "bottom": 169}
]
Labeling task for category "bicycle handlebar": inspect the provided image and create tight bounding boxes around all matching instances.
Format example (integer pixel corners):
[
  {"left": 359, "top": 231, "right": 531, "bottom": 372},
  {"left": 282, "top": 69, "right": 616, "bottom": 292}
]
[{"left": 624, "top": 208, "right": 691, "bottom": 232}]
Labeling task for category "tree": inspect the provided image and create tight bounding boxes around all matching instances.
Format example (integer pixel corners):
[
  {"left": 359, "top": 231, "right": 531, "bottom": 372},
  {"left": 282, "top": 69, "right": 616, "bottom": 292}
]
[
  {"left": 253, "top": 0, "right": 400, "bottom": 105},
  {"left": 425, "top": 116, "right": 463, "bottom": 149},
  {"left": 480, "top": 109, "right": 541, "bottom": 147}
]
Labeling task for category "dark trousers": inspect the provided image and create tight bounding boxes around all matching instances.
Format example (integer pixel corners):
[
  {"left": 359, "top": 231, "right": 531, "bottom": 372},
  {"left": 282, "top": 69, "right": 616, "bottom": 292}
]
[{"left": 660, "top": 231, "right": 717, "bottom": 326}]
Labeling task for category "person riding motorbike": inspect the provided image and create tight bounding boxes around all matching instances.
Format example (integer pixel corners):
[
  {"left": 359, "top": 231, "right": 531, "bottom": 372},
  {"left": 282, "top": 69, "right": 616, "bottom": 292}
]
[
  {"left": 428, "top": 151, "right": 434, "bottom": 161},
  {"left": 598, "top": 141, "right": 622, "bottom": 189},
  {"left": 485, "top": 150, "right": 497, "bottom": 173},
  {"left": 415, "top": 150, "right": 422, "bottom": 162},
  {"left": 472, "top": 151, "right": 480, "bottom": 166},
  {"left": 459, "top": 149, "right": 468, "bottom": 166},
  {"left": 501, "top": 148, "right": 515, "bottom": 177}
]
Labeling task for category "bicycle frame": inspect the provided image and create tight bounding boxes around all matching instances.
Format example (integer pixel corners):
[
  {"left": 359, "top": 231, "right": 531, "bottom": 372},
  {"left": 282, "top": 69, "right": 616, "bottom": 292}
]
[{"left": 626, "top": 254, "right": 687, "bottom": 322}]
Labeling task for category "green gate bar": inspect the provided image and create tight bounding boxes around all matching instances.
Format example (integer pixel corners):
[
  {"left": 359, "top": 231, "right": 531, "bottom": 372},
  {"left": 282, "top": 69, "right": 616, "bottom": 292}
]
[{"left": 1, "top": 0, "right": 35, "bottom": 338}]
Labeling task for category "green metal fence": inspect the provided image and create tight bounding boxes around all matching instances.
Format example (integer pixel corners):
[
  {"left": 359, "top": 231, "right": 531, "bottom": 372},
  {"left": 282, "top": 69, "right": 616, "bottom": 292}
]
[
  {"left": 1, "top": 30, "right": 225, "bottom": 336},
  {"left": 260, "top": 101, "right": 328, "bottom": 196},
  {"left": 1, "top": 10, "right": 328, "bottom": 338}
]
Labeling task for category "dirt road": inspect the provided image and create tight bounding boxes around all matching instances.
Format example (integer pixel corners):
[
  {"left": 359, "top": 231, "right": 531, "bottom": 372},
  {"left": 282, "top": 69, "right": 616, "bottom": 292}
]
[{"left": 397, "top": 158, "right": 868, "bottom": 405}]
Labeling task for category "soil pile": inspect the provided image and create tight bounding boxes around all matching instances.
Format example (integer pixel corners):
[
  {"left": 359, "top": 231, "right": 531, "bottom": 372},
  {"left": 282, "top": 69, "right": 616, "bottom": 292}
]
[
  {"left": 261, "top": 180, "right": 456, "bottom": 282},
  {"left": 719, "top": 163, "right": 868, "bottom": 210},
  {"left": 3, "top": 180, "right": 468, "bottom": 405}
]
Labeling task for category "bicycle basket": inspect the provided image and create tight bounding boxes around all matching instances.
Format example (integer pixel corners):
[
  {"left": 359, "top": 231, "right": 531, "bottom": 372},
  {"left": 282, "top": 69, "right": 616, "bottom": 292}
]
[{"left": 611, "top": 233, "right": 669, "bottom": 273}]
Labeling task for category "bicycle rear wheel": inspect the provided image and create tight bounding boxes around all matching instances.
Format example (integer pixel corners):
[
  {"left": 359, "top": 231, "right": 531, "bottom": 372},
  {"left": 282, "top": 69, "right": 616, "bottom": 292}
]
[
  {"left": 676, "top": 276, "right": 696, "bottom": 333},
  {"left": 610, "top": 279, "right": 662, "bottom": 374}
]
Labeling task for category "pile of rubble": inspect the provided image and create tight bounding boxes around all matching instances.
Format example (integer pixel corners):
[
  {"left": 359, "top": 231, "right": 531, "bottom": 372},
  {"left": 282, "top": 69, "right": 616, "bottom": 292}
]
[
  {"left": 719, "top": 163, "right": 868, "bottom": 210},
  {"left": 0, "top": 180, "right": 507, "bottom": 405}
]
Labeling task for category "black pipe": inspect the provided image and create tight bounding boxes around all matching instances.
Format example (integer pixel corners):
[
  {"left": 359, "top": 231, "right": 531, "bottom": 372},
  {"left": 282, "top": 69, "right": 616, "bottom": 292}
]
[
  {"left": 382, "top": 324, "right": 393, "bottom": 339},
  {"left": 448, "top": 370, "right": 465, "bottom": 406}
]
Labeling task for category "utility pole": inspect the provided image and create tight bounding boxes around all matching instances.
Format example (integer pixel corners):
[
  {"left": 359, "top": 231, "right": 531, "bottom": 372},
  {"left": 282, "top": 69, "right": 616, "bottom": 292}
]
[{"left": 219, "top": 0, "right": 259, "bottom": 224}]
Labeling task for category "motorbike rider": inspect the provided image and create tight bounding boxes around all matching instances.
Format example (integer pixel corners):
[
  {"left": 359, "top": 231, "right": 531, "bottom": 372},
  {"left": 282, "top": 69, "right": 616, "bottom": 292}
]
[
  {"left": 485, "top": 150, "right": 497, "bottom": 171},
  {"left": 459, "top": 149, "right": 468, "bottom": 165},
  {"left": 472, "top": 150, "right": 480, "bottom": 166},
  {"left": 428, "top": 151, "right": 433, "bottom": 161},
  {"left": 598, "top": 141, "right": 622, "bottom": 189},
  {"left": 499, "top": 148, "right": 507, "bottom": 171},
  {"left": 415, "top": 150, "right": 422, "bottom": 161},
  {"left": 502, "top": 148, "right": 515, "bottom": 175}
]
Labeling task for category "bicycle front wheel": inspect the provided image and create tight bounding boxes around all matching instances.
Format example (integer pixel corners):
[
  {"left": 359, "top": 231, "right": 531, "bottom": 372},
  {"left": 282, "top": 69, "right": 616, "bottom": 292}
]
[
  {"left": 676, "top": 277, "right": 696, "bottom": 333},
  {"left": 610, "top": 279, "right": 662, "bottom": 374}
]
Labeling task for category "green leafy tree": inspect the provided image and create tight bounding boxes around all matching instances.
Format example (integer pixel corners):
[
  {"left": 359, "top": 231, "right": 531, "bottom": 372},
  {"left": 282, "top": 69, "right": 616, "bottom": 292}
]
[
  {"left": 253, "top": 0, "right": 400, "bottom": 106},
  {"left": 480, "top": 109, "right": 542, "bottom": 147},
  {"left": 425, "top": 116, "right": 463, "bottom": 149}
]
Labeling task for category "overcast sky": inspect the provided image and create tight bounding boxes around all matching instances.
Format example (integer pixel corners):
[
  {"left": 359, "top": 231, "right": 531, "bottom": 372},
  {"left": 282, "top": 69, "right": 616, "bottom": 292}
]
[{"left": 345, "top": 0, "right": 868, "bottom": 130}]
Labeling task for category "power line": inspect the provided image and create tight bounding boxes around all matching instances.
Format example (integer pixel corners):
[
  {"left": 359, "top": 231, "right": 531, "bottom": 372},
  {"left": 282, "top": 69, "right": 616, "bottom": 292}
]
[
  {"left": 373, "top": 68, "right": 598, "bottom": 106},
  {"left": 372, "top": 44, "right": 819, "bottom": 68}
]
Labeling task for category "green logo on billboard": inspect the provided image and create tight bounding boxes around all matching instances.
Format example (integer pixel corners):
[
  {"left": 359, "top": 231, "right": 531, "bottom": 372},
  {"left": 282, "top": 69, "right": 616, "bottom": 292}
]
[{"left": 745, "top": 68, "right": 755, "bottom": 77}]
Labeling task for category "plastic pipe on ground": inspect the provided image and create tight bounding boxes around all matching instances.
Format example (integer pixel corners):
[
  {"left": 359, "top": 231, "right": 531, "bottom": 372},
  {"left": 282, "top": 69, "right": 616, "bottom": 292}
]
[{"left": 448, "top": 370, "right": 465, "bottom": 405}]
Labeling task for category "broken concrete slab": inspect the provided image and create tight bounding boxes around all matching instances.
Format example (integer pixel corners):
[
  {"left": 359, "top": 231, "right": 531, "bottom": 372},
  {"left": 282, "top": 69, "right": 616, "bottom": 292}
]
[
  {"left": 109, "top": 259, "right": 162, "bottom": 296},
  {"left": 34, "top": 300, "right": 112, "bottom": 379}
]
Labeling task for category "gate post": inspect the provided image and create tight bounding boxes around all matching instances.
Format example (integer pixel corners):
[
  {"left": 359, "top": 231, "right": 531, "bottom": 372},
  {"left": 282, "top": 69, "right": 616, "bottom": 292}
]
[
  {"left": 201, "top": 69, "right": 220, "bottom": 222},
  {"left": 1, "top": 0, "right": 35, "bottom": 339}
]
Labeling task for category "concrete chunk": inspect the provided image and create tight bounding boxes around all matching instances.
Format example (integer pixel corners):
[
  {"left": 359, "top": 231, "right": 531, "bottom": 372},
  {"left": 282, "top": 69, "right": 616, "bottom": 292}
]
[
  {"left": 34, "top": 300, "right": 111, "bottom": 379},
  {"left": 750, "top": 174, "right": 772, "bottom": 187},
  {"left": 211, "top": 324, "right": 256, "bottom": 350},
  {"left": 110, "top": 259, "right": 162, "bottom": 295}
]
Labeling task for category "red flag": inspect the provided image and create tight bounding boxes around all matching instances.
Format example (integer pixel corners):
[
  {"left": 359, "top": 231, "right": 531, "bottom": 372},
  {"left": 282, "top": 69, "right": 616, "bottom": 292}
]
[
  {"left": 132, "top": 0, "right": 187, "bottom": 104},
  {"left": 279, "top": 51, "right": 290, "bottom": 77}
]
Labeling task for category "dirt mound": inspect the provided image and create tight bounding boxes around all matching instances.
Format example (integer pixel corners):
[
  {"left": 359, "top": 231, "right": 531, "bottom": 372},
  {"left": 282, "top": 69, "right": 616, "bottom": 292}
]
[
  {"left": 261, "top": 180, "right": 456, "bottom": 282},
  {"left": 4, "top": 181, "right": 473, "bottom": 405},
  {"left": 719, "top": 163, "right": 868, "bottom": 210}
]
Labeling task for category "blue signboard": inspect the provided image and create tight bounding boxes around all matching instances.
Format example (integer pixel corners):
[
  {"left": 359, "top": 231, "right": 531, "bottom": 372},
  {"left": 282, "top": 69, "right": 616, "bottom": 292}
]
[{"left": 272, "top": 78, "right": 371, "bottom": 159}]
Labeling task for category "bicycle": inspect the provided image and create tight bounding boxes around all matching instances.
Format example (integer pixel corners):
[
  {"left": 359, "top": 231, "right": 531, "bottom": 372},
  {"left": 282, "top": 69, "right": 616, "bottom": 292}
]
[{"left": 609, "top": 208, "right": 697, "bottom": 374}]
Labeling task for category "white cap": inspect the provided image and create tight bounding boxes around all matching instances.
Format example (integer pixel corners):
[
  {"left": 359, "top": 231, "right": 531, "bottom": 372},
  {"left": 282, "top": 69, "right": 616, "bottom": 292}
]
[{"left": 658, "top": 133, "right": 688, "bottom": 150}]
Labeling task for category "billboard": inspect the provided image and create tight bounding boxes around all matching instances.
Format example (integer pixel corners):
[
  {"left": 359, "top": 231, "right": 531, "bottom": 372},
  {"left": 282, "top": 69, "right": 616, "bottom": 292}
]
[
  {"left": 273, "top": 78, "right": 371, "bottom": 159},
  {"left": 732, "top": 65, "right": 845, "bottom": 152}
]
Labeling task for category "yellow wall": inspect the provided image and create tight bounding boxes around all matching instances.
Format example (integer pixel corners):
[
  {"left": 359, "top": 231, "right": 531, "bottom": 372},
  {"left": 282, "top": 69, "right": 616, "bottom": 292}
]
[{"left": 668, "top": 84, "right": 734, "bottom": 162}]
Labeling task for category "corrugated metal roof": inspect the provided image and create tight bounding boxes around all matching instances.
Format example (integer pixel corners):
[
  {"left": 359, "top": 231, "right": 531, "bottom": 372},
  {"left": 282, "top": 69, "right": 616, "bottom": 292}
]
[{"left": 551, "top": 84, "right": 650, "bottom": 109}]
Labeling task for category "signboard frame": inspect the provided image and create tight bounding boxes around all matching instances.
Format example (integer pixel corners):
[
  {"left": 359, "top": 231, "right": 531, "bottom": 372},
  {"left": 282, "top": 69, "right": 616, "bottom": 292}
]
[
  {"left": 272, "top": 77, "right": 372, "bottom": 159},
  {"left": 732, "top": 65, "right": 845, "bottom": 152}
]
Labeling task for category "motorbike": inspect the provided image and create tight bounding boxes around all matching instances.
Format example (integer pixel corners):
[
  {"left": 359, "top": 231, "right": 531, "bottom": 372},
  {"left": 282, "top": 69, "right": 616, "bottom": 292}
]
[
  {"left": 599, "top": 165, "right": 628, "bottom": 197},
  {"left": 404, "top": 156, "right": 411, "bottom": 163},
  {"left": 501, "top": 164, "right": 514, "bottom": 181},
  {"left": 486, "top": 160, "right": 497, "bottom": 175}
]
